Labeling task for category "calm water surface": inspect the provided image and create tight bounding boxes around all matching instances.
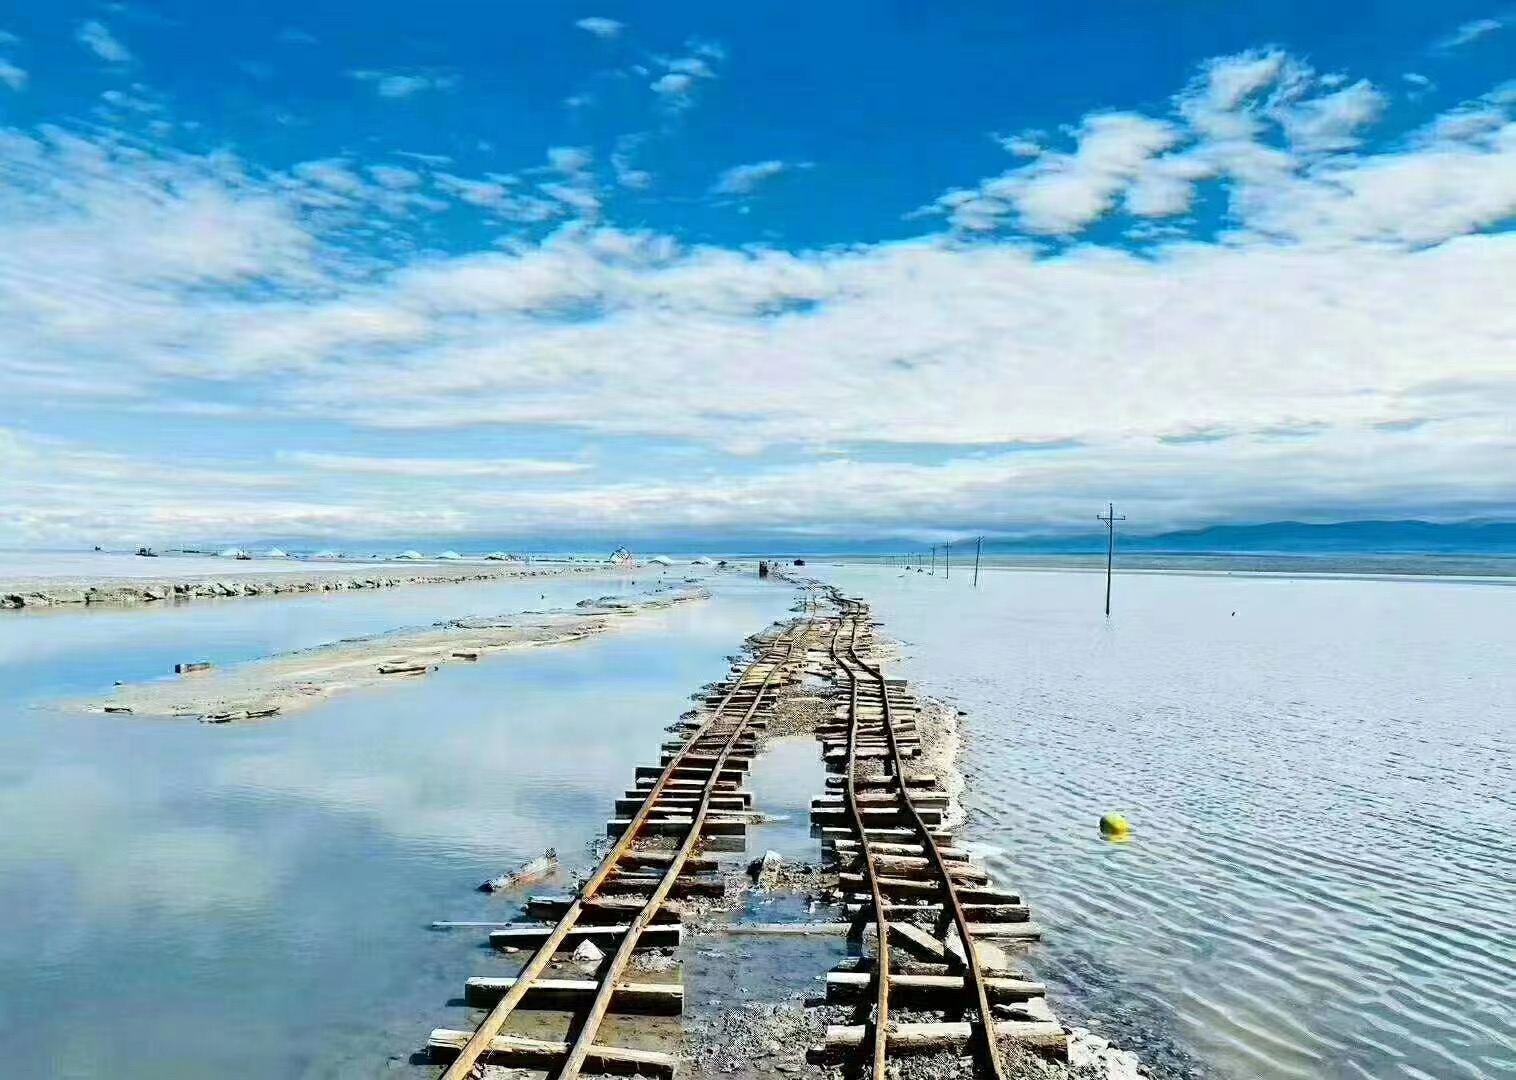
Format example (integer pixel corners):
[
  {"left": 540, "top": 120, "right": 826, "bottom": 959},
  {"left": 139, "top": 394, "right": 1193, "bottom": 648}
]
[
  {"left": 0, "top": 573, "right": 799, "bottom": 1078},
  {"left": 820, "top": 565, "right": 1515, "bottom": 1080}
]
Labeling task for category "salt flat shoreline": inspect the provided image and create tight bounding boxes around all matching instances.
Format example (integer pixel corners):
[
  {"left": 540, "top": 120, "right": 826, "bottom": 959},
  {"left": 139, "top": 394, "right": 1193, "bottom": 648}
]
[
  {"left": 0, "top": 562, "right": 599, "bottom": 610},
  {"left": 74, "top": 585, "right": 711, "bottom": 722}
]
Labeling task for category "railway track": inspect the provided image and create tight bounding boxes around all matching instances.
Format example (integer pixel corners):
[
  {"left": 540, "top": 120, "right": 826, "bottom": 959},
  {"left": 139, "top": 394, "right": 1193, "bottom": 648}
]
[
  {"left": 810, "top": 592, "right": 1066, "bottom": 1074},
  {"left": 426, "top": 616, "right": 824, "bottom": 1079}
]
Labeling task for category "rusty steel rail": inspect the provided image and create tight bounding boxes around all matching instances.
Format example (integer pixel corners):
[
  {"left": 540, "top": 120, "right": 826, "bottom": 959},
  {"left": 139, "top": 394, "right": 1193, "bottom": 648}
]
[
  {"left": 831, "top": 594, "right": 1009, "bottom": 1080},
  {"left": 438, "top": 619, "right": 812, "bottom": 1080},
  {"left": 828, "top": 612, "right": 893, "bottom": 1080}
]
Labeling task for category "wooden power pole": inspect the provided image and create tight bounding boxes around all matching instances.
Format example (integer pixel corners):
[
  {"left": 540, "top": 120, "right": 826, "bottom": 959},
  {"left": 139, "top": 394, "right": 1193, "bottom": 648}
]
[
  {"left": 1097, "top": 503, "right": 1126, "bottom": 616},
  {"left": 973, "top": 536, "right": 982, "bottom": 587}
]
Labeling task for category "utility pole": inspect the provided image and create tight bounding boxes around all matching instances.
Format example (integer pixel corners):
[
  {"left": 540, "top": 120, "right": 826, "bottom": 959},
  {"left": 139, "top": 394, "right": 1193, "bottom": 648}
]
[
  {"left": 973, "top": 536, "right": 982, "bottom": 587},
  {"left": 945, "top": 542, "right": 951, "bottom": 579},
  {"left": 1097, "top": 503, "right": 1126, "bottom": 616},
  {"left": 930, "top": 546, "right": 937, "bottom": 575}
]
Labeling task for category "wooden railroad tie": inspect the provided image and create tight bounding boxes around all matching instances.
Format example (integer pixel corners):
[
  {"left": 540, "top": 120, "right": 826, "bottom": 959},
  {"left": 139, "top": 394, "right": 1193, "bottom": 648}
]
[
  {"left": 464, "top": 976, "right": 683, "bottom": 1015},
  {"left": 487, "top": 922, "right": 682, "bottom": 951},
  {"left": 427, "top": 1030, "right": 678, "bottom": 1077}
]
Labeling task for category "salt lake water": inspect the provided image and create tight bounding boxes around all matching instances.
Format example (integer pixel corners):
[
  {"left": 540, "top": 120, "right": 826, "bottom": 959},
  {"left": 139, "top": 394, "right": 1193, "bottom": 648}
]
[
  {"left": 3, "top": 560, "right": 1513, "bottom": 1080},
  {"left": 0, "top": 570, "right": 800, "bottom": 1078},
  {"left": 817, "top": 563, "right": 1515, "bottom": 1080}
]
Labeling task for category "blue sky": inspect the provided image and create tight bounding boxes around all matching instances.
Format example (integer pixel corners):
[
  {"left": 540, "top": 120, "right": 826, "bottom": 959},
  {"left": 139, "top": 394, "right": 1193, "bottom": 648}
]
[{"left": 0, "top": 2, "right": 1513, "bottom": 545}]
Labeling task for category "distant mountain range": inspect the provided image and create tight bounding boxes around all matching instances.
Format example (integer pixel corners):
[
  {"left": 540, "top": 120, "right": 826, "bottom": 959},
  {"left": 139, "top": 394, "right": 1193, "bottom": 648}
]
[
  {"left": 997, "top": 520, "right": 1516, "bottom": 556},
  {"left": 236, "top": 520, "right": 1516, "bottom": 558}
]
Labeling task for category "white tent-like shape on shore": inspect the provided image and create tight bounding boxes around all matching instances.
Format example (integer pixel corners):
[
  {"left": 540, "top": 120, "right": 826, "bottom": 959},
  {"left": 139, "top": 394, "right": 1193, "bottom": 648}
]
[
  {"left": 647, "top": 555, "right": 674, "bottom": 566},
  {"left": 395, "top": 550, "right": 424, "bottom": 560},
  {"left": 436, "top": 550, "right": 463, "bottom": 560},
  {"left": 219, "top": 547, "right": 248, "bottom": 559},
  {"left": 263, "top": 548, "right": 288, "bottom": 558},
  {"left": 690, "top": 556, "right": 715, "bottom": 565}
]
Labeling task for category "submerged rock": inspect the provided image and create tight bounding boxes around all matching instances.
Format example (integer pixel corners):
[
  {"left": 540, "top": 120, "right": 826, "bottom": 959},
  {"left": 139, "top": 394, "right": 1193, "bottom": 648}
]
[
  {"left": 747, "top": 849, "right": 784, "bottom": 888},
  {"left": 571, "top": 939, "right": 605, "bottom": 964}
]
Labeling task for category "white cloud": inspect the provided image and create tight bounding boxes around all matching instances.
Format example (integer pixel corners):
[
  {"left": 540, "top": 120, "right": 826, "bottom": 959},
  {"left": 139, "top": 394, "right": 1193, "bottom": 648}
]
[
  {"left": 282, "top": 452, "right": 588, "bottom": 477},
  {"left": 350, "top": 69, "right": 459, "bottom": 98},
  {"left": 935, "top": 112, "right": 1183, "bottom": 233},
  {"left": 924, "top": 48, "right": 1516, "bottom": 248},
  {"left": 76, "top": 20, "right": 132, "bottom": 64},
  {"left": 1437, "top": 17, "right": 1505, "bottom": 51},
  {"left": 0, "top": 48, "right": 1514, "bottom": 543},
  {"left": 368, "top": 163, "right": 421, "bottom": 189},
  {"left": 0, "top": 59, "right": 24, "bottom": 91},
  {"left": 1273, "top": 79, "right": 1386, "bottom": 151},
  {"left": 998, "top": 135, "right": 1043, "bottom": 157},
  {"left": 547, "top": 145, "right": 593, "bottom": 174},
  {"left": 575, "top": 16, "right": 623, "bottom": 39},
  {"left": 649, "top": 49, "right": 720, "bottom": 109},
  {"left": 666, "top": 56, "right": 713, "bottom": 78},
  {"left": 713, "top": 159, "right": 788, "bottom": 195},
  {"left": 651, "top": 71, "right": 694, "bottom": 102},
  {"left": 609, "top": 142, "right": 651, "bottom": 188}
]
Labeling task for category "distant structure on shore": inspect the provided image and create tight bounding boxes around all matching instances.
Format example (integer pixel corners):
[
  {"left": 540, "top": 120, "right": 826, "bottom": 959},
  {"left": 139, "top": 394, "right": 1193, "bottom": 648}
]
[{"left": 606, "top": 546, "right": 635, "bottom": 565}]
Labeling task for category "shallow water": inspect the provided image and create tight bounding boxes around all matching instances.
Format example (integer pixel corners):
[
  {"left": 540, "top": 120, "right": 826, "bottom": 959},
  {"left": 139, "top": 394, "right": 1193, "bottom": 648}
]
[
  {"left": 1, "top": 568, "right": 666, "bottom": 702},
  {"left": 0, "top": 573, "right": 799, "bottom": 1079},
  {"left": 819, "top": 565, "right": 1516, "bottom": 1080}
]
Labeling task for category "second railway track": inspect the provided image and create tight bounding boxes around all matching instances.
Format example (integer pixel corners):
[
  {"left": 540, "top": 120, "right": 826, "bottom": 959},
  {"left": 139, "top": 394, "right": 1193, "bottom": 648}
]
[{"left": 808, "top": 590, "right": 1066, "bottom": 1075}]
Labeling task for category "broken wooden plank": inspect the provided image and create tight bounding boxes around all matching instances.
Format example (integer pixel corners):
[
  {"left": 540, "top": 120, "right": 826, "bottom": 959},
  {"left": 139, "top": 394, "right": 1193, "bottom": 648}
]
[{"left": 377, "top": 662, "right": 430, "bottom": 675}]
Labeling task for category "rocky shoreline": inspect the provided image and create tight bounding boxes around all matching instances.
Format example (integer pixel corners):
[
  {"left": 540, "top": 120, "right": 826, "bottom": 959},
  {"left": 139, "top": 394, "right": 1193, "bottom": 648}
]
[{"left": 0, "top": 563, "right": 598, "bottom": 610}]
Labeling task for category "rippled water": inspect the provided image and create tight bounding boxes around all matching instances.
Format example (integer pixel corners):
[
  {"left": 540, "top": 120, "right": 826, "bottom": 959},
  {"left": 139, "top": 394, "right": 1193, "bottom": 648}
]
[
  {"left": 819, "top": 565, "right": 1515, "bottom": 1080},
  {"left": 0, "top": 573, "right": 798, "bottom": 1079}
]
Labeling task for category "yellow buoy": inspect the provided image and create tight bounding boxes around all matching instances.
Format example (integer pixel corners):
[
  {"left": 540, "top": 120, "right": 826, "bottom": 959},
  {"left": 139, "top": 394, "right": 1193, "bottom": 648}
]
[{"left": 1099, "top": 813, "right": 1132, "bottom": 841}]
